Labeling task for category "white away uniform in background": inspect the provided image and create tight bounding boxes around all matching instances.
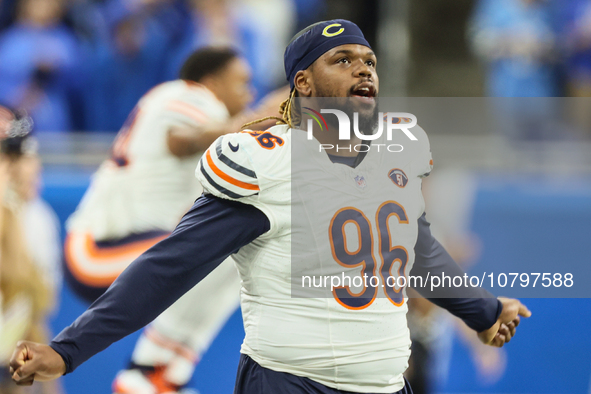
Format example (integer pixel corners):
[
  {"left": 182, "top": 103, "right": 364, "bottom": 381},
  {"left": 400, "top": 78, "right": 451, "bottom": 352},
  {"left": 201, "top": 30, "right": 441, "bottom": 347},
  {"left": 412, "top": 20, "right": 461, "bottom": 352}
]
[
  {"left": 68, "top": 80, "right": 229, "bottom": 242},
  {"left": 63, "top": 80, "right": 241, "bottom": 389},
  {"left": 197, "top": 122, "right": 433, "bottom": 393}
]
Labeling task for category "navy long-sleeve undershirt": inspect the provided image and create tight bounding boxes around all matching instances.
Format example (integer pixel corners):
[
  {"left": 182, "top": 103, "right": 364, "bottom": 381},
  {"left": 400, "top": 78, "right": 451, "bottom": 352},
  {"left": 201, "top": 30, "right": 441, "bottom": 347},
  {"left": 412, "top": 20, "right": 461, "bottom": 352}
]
[
  {"left": 50, "top": 195, "right": 270, "bottom": 374},
  {"left": 411, "top": 213, "right": 502, "bottom": 331}
]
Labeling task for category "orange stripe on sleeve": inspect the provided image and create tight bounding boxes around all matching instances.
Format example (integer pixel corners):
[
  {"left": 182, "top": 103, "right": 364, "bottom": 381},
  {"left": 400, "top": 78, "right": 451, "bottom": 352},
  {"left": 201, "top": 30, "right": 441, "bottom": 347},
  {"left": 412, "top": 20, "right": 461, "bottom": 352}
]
[
  {"left": 205, "top": 150, "right": 260, "bottom": 191},
  {"left": 167, "top": 101, "right": 209, "bottom": 123}
]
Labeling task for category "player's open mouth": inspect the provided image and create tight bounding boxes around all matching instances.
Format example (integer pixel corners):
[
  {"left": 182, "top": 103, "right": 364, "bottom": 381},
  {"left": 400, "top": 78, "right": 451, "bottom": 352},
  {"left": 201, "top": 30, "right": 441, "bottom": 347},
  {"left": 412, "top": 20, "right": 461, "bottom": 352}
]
[{"left": 349, "top": 83, "right": 376, "bottom": 102}]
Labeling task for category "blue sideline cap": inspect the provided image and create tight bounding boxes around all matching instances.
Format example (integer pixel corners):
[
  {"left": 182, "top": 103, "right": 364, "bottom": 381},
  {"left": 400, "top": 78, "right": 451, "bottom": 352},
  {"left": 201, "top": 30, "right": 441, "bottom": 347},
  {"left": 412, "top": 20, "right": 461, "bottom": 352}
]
[{"left": 284, "top": 19, "right": 372, "bottom": 89}]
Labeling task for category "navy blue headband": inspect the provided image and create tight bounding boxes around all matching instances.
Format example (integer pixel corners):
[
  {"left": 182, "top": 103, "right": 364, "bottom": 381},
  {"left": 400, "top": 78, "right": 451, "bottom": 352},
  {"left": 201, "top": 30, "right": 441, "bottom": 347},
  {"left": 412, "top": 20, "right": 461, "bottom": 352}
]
[{"left": 284, "top": 19, "right": 372, "bottom": 89}]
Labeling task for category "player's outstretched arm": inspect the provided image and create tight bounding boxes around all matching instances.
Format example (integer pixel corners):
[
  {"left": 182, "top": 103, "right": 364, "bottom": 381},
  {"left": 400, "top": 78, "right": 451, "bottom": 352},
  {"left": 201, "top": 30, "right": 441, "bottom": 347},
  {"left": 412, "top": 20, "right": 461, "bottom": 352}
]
[
  {"left": 411, "top": 213, "right": 532, "bottom": 342},
  {"left": 9, "top": 341, "right": 65, "bottom": 385},
  {"left": 477, "top": 297, "right": 531, "bottom": 347},
  {"left": 9, "top": 195, "right": 270, "bottom": 385}
]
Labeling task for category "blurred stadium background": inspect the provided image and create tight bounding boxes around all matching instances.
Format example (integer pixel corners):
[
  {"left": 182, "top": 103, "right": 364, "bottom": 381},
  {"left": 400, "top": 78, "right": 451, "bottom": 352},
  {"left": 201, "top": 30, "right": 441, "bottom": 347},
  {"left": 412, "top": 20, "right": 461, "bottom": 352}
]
[{"left": 1, "top": 0, "right": 591, "bottom": 393}]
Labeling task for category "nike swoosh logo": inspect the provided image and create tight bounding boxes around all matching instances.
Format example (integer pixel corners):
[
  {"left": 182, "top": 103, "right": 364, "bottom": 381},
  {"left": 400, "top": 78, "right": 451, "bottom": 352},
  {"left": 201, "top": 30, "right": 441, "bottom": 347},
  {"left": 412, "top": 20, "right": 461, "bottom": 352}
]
[{"left": 228, "top": 142, "right": 239, "bottom": 152}]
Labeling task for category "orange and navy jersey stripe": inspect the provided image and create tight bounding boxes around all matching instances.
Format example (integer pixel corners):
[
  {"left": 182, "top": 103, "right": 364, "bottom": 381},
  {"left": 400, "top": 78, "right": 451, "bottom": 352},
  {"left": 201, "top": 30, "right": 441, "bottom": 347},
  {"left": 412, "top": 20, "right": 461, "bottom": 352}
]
[
  {"left": 64, "top": 230, "right": 168, "bottom": 289},
  {"left": 166, "top": 99, "right": 209, "bottom": 125},
  {"left": 198, "top": 135, "right": 259, "bottom": 200},
  {"left": 164, "top": 81, "right": 218, "bottom": 125}
]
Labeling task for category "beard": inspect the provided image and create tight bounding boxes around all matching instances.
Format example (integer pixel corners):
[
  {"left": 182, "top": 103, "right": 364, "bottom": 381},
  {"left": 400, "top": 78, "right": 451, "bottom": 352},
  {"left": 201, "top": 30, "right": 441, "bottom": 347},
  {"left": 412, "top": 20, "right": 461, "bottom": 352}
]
[
  {"left": 311, "top": 83, "right": 379, "bottom": 136},
  {"left": 352, "top": 102, "right": 379, "bottom": 135}
]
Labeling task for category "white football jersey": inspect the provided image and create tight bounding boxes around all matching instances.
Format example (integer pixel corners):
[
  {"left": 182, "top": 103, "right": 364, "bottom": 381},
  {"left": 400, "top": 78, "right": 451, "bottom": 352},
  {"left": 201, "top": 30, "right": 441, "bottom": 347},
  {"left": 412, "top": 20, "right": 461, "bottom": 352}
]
[
  {"left": 196, "top": 122, "right": 433, "bottom": 393},
  {"left": 68, "top": 81, "right": 229, "bottom": 240}
]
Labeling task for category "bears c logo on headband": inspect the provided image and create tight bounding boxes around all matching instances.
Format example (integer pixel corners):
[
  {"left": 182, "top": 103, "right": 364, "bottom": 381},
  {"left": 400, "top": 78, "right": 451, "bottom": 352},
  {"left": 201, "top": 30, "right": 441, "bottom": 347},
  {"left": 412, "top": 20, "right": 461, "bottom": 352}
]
[
  {"left": 322, "top": 23, "right": 344, "bottom": 37},
  {"left": 284, "top": 19, "right": 371, "bottom": 88}
]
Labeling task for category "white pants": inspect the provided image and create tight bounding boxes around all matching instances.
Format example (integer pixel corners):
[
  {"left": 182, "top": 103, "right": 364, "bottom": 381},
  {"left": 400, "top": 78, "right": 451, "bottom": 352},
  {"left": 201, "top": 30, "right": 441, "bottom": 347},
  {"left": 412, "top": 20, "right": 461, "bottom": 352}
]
[{"left": 129, "top": 257, "right": 241, "bottom": 385}]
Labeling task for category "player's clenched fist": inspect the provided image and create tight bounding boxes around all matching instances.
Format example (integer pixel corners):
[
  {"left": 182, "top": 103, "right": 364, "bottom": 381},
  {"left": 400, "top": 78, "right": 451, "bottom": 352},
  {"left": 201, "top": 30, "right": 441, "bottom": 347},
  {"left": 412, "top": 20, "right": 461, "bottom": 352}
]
[
  {"left": 477, "top": 297, "right": 532, "bottom": 347},
  {"left": 9, "top": 341, "right": 66, "bottom": 386}
]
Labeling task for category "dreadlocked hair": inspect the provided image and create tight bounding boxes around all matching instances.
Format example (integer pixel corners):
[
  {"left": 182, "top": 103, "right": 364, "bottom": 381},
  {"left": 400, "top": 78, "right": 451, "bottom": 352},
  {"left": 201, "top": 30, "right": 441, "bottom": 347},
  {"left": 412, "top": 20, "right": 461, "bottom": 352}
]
[{"left": 241, "top": 88, "right": 301, "bottom": 130}]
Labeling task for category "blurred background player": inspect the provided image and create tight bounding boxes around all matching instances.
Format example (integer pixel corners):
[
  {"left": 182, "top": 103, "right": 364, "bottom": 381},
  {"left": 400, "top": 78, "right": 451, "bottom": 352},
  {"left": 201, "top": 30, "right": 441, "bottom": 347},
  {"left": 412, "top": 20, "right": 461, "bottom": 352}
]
[
  {"left": 0, "top": 105, "right": 62, "bottom": 394},
  {"left": 62, "top": 47, "right": 287, "bottom": 394}
]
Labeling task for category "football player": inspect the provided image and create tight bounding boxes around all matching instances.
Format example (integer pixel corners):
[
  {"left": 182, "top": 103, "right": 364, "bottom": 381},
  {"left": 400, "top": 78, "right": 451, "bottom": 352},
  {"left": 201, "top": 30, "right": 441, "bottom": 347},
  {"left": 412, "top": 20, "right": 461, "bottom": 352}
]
[
  {"left": 9, "top": 20, "right": 530, "bottom": 394},
  {"left": 63, "top": 46, "right": 286, "bottom": 393}
]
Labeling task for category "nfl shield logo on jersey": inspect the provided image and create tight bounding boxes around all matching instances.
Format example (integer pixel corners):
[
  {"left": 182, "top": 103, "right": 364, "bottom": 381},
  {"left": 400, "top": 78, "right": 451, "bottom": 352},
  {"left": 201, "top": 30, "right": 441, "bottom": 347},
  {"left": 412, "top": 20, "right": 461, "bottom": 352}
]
[
  {"left": 354, "top": 175, "right": 367, "bottom": 189},
  {"left": 388, "top": 169, "right": 408, "bottom": 188}
]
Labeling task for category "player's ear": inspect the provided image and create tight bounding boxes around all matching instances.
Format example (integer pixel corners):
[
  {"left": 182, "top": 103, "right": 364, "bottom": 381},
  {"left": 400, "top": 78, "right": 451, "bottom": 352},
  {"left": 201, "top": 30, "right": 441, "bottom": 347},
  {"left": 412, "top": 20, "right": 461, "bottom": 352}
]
[{"left": 294, "top": 70, "right": 312, "bottom": 97}]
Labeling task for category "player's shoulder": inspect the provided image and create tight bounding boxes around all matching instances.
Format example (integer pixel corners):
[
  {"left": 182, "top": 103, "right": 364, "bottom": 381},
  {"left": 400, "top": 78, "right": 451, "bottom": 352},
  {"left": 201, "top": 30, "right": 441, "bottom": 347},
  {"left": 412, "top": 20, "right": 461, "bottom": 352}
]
[
  {"left": 136, "top": 80, "right": 182, "bottom": 111},
  {"left": 140, "top": 80, "right": 228, "bottom": 123},
  {"left": 410, "top": 123, "right": 429, "bottom": 141},
  {"left": 230, "top": 124, "right": 290, "bottom": 153},
  {"left": 407, "top": 124, "right": 432, "bottom": 178},
  {"left": 379, "top": 116, "right": 430, "bottom": 146},
  {"left": 140, "top": 80, "right": 218, "bottom": 106},
  {"left": 407, "top": 123, "right": 430, "bottom": 156},
  {"left": 377, "top": 119, "right": 432, "bottom": 178},
  {"left": 386, "top": 117, "right": 430, "bottom": 153},
  {"left": 196, "top": 125, "right": 290, "bottom": 201},
  {"left": 139, "top": 80, "right": 183, "bottom": 101}
]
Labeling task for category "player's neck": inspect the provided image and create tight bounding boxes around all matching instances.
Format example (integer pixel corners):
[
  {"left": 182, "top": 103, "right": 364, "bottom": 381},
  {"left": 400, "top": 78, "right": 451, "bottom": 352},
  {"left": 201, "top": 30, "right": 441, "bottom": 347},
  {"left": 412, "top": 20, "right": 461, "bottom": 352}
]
[{"left": 199, "top": 80, "right": 223, "bottom": 103}]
